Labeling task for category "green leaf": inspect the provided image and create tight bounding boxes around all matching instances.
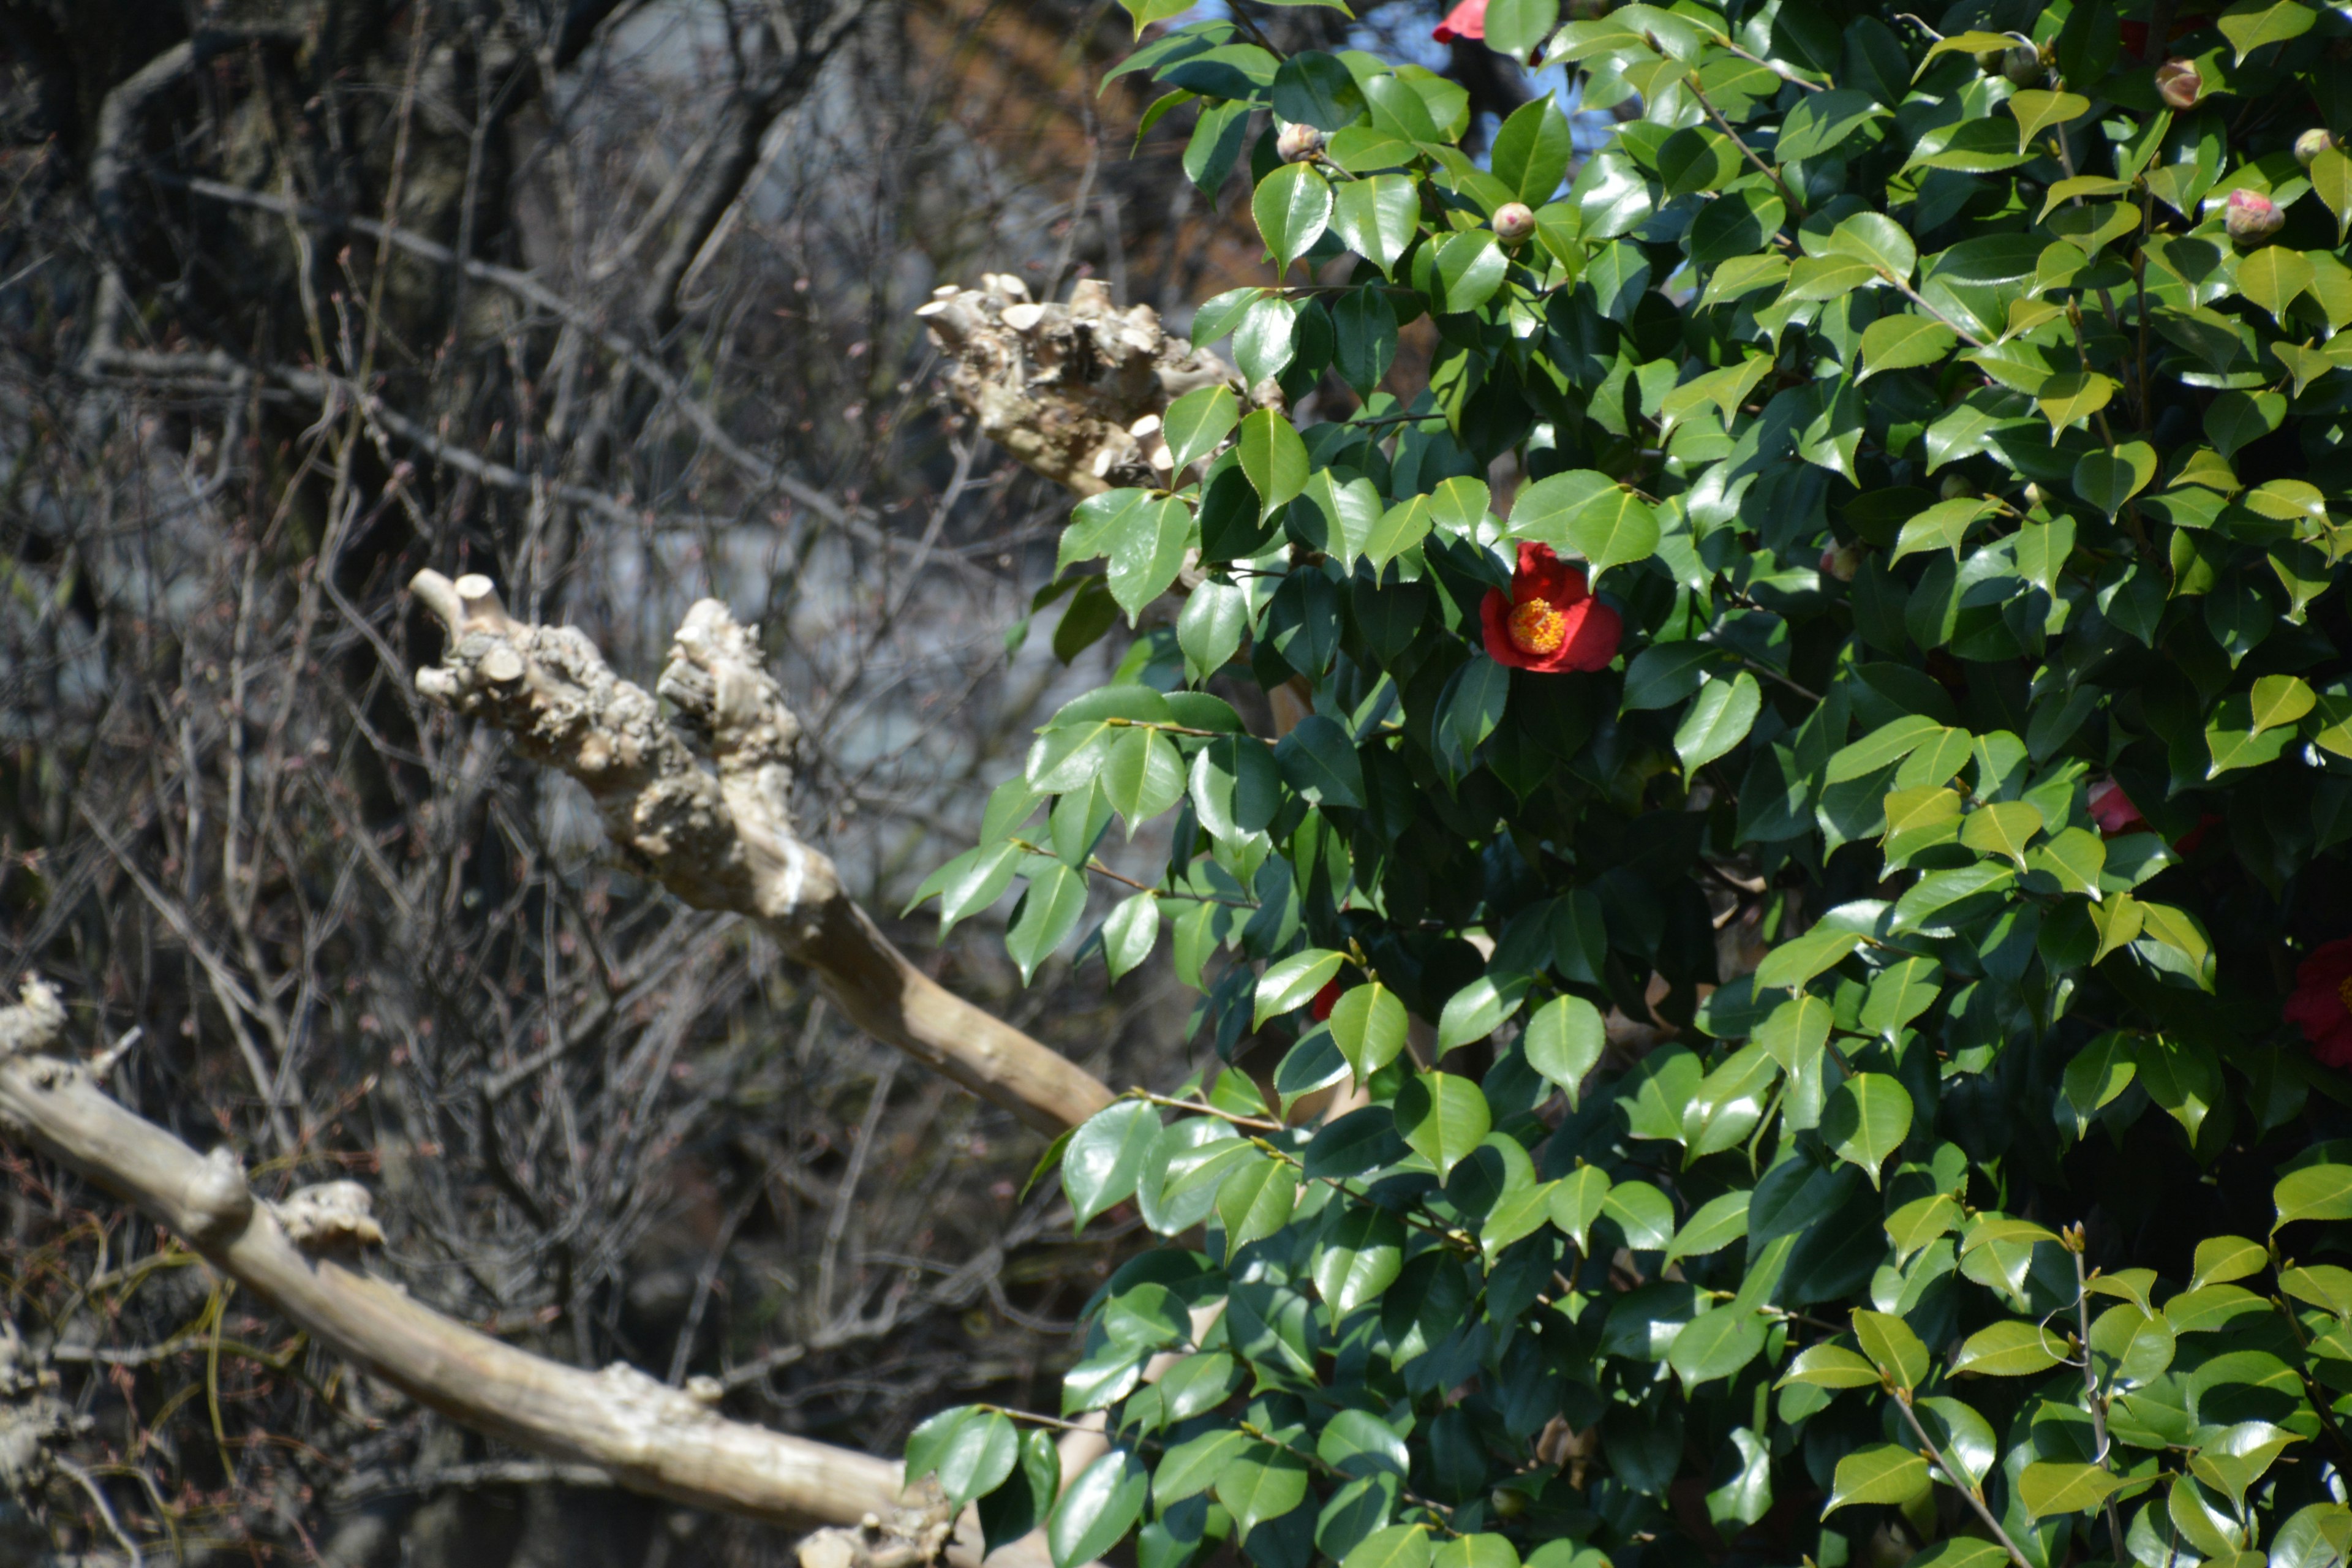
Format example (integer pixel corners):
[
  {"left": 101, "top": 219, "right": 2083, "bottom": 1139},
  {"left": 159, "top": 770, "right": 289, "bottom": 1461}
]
[
  {"left": 1668, "top": 1304, "right": 1768, "bottom": 1389},
  {"left": 1859, "top": 313, "right": 1959, "bottom": 380},
  {"left": 1177, "top": 579, "right": 1248, "bottom": 681},
  {"left": 1823, "top": 1073, "right": 1912, "bottom": 1186},
  {"left": 1256, "top": 948, "right": 1346, "bottom": 1028},
  {"left": 2275, "top": 1164, "right": 2352, "bottom": 1231},
  {"left": 1490, "top": 96, "right": 1573, "bottom": 203},
  {"left": 1099, "top": 725, "right": 1186, "bottom": 829},
  {"left": 1853, "top": 1309, "right": 1931, "bottom": 1390},
  {"left": 2073, "top": 442, "right": 2158, "bottom": 518},
  {"left": 1523, "top": 994, "right": 1606, "bottom": 1106},
  {"left": 1393, "top": 1071, "right": 1490, "bottom": 1180},
  {"left": 1275, "top": 714, "right": 1365, "bottom": 807},
  {"left": 1363, "top": 493, "right": 1434, "bottom": 571},
  {"left": 1886, "top": 1193, "right": 1962, "bottom": 1265},
  {"left": 1675, "top": 673, "right": 1762, "bottom": 773},
  {"left": 1961, "top": 800, "right": 2042, "bottom": 866},
  {"left": 2312, "top": 148, "right": 2352, "bottom": 242},
  {"left": 2192, "top": 1235, "right": 2270, "bottom": 1288},
  {"left": 1667, "top": 1191, "right": 1751, "bottom": 1265},
  {"left": 2237, "top": 246, "right": 2315, "bottom": 322},
  {"left": 2018, "top": 1461, "right": 2127, "bottom": 1518},
  {"left": 1047, "top": 1449, "right": 1148, "bottom": 1568},
  {"left": 1008, "top": 861, "right": 1090, "bottom": 982},
  {"left": 1329, "top": 981, "right": 1408, "bottom": 1082},
  {"left": 1600, "top": 1178, "right": 1675, "bottom": 1251},
  {"left": 1344, "top": 1525, "right": 1433, "bottom": 1568},
  {"left": 1100, "top": 892, "right": 1159, "bottom": 983},
  {"left": 1237, "top": 410, "right": 1308, "bottom": 521},
  {"left": 1063, "top": 1101, "right": 1163, "bottom": 1226},
  {"left": 1754, "top": 928, "right": 1866, "bottom": 992},
  {"left": 1433, "top": 230, "right": 1507, "bottom": 313},
  {"left": 937, "top": 1409, "right": 1021, "bottom": 1507},
  {"left": 1949, "top": 1319, "right": 2066, "bottom": 1376},
  {"left": 1780, "top": 1343, "right": 1881, "bottom": 1389},
  {"left": 1253, "top": 161, "right": 1333, "bottom": 273},
  {"left": 2037, "top": 371, "right": 2115, "bottom": 436},
  {"left": 1331, "top": 175, "right": 1417, "bottom": 276},
  {"left": 1215, "top": 1153, "right": 1299, "bottom": 1248},
  {"left": 1213, "top": 1444, "right": 1310, "bottom": 1540},
  {"left": 1828, "top": 714, "right": 1943, "bottom": 783},
  {"left": 1155, "top": 1429, "right": 1253, "bottom": 1504},
  {"left": 1825, "top": 212, "right": 1918, "bottom": 284},
  {"left": 1548, "top": 1165, "right": 1611, "bottom": 1252},
  {"left": 1270, "top": 50, "right": 1363, "bottom": 131},
  {"left": 1825, "top": 1445, "right": 1931, "bottom": 1512},
  {"left": 1566, "top": 488, "right": 1661, "bottom": 583},
  {"left": 1161, "top": 385, "right": 1239, "bottom": 472},
  {"left": 1891, "top": 497, "right": 1992, "bottom": 563},
  {"left": 2008, "top": 89, "right": 2090, "bottom": 153},
  {"left": 1313, "top": 1203, "right": 1406, "bottom": 1319},
  {"left": 2217, "top": 0, "right": 2318, "bottom": 64}
]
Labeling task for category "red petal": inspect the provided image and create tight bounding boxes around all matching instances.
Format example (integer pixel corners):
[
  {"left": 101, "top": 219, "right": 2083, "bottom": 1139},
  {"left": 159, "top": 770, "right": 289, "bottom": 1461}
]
[
  {"left": 1432, "top": 0, "right": 1487, "bottom": 42},
  {"left": 1480, "top": 589, "right": 1537, "bottom": 668},
  {"left": 1551, "top": 597, "right": 1623, "bottom": 672},
  {"left": 1512, "top": 541, "right": 1588, "bottom": 607}
]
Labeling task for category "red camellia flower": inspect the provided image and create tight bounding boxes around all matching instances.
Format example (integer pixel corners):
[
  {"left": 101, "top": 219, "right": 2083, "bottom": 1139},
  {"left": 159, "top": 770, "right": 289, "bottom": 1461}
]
[
  {"left": 2285, "top": 938, "right": 2352, "bottom": 1068},
  {"left": 2087, "top": 777, "right": 2217, "bottom": 854},
  {"left": 1480, "top": 542, "right": 1623, "bottom": 673},
  {"left": 1310, "top": 977, "right": 1345, "bottom": 1022},
  {"left": 1433, "top": 0, "right": 1486, "bottom": 42},
  {"left": 2087, "top": 778, "right": 2147, "bottom": 836}
]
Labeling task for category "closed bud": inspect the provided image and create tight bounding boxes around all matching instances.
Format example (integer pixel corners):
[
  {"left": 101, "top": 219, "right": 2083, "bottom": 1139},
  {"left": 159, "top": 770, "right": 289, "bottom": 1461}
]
[
  {"left": 2226, "top": 186, "right": 2285, "bottom": 243},
  {"left": 1493, "top": 202, "right": 1536, "bottom": 244},
  {"left": 1275, "top": 121, "right": 1325, "bottom": 163},
  {"left": 2297, "top": 128, "right": 2337, "bottom": 167},
  {"left": 1818, "top": 543, "right": 1862, "bottom": 582},
  {"left": 2023, "top": 482, "right": 2046, "bottom": 511},
  {"left": 1940, "top": 473, "right": 1973, "bottom": 501},
  {"left": 2156, "top": 58, "right": 2202, "bottom": 110},
  {"left": 2002, "top": 43, "right": 2042, "bottom": 86}
]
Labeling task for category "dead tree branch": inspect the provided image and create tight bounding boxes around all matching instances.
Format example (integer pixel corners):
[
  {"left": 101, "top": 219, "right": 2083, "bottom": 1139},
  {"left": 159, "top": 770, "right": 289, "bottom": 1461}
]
[
  {"left": 0, "top": 978, "right": 1048, "bottom": 1567},
  {"left": 408, "top": 570, "right": 1116, "bottom": 1134}
]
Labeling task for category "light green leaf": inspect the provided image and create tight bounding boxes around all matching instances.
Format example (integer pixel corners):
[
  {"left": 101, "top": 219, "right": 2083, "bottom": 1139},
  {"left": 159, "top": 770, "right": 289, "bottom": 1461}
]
[
  {"left": 1823, "top": 1073, "right": 1912, "bottom": 1186},
  {"left": 1329, "top": 981, "right": 1408, "bottom": 1082},
  {"left": 1331, "top": 175, "right": 1418, "bottom": 276},
  {"left": 1950, "top": 1319, "right": 2067, "bottom": 1376},
  {"left": 1548, "top": 1164, "right": 1611, "bottom": 1252},
  {"left": 2008, "top": 89, "right": 2090, "bottom": 153},
  {"left": 2217, "top": 0, "right": 2318, "bottom": 64},
  {"left": 2073, "top": 442, "right": 2158, "bottom": 518},
  {"left": 1394, "top": 1071, "right": 1490, "bottom": 1180},
  {"left": 1256, "top": 949, "right": 1346, "bottom": 1028},
  {"left": 1675, "top": 673, "right": 1762, "bottom": 773},
  {"left": 2018, "top": 1461, "right": 2127, "bottom": 1518},
  {"left": 1047, "top": 1449, "right": 1148, "bottom": 1568},
  {"left": 1237, "top": 410, "right": 1308, "bottom": 522},
  {"left": 1101, "top": 892, "right": 1159, "bottom": 982},
  {"left": 2275, "top": 1163, "right": 2352, "bottom": 1231},
  {"left": 1859, "top": 313, "right": 1959, "bottom": 379},
  {"left": 1523, "top": 993, "right": 1607, "bottom": 1106},
  {"left": 1253, "top": 161, "right": 1333, "bottom": 273},
  {"left": 1160, "top": 385, "right": 1239, "bottom": 472},
  {"left": 1891, "top": 497, "right": 1992, "bottom": 563},
  {"left": 1825, "top": 1445, "right": 1931, "bottom": 1512}
]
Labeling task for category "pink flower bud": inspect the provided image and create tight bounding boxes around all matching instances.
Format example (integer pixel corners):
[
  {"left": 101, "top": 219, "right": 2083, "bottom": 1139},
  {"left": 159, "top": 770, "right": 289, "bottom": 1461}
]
[
  {"left": 2226, "top": 187, "right": 2284, "bottom": 243},
  {"left": 1275, "top": 122, "right": 1325, "bottom": 164},
  {"left": 1818, "top": 544, "right": 1861, "bottom": 582},
  {"left": 2156, "top": 58, "right": 2201, "bottom": 110},
  {"left": 1493, "top": 202, "right": 1536, "bottom": 244},
  {"left": 2298, "top": 128, "right": 2337, "bottom": 167}
]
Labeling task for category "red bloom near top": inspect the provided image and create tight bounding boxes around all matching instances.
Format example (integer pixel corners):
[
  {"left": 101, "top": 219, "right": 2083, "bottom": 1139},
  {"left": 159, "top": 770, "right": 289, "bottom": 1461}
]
[
  {"left": 1480, "top": 542, "right": 1623, "bottom": 673},
  {"left": 1433, "top": 0, "right": 1486, "bottom": 42},
  {"left": 2087, "top": 777, "right": 2217, "bottom": 854},
  {"left": 2285, "top": 937, "right": 2352, "bottom": 1069}
]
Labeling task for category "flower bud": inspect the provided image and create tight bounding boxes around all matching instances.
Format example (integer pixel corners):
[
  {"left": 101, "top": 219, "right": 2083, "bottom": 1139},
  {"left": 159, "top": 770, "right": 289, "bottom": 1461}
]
[
  {"left": 2156, "top": 58, "right": 2201, "bottom": 110},
  {"left": 1940, "top": 473, "right": 1973, "bottom": 501},
  {"left": 2226, "top": 186, "right": 2285, "bottom": 243},
  {"left": 2002, "top": 43, "right": 2042, "bottom": 86},
  {"left": 2297, "top": 128, "right": 2337, "bottom": 167},
  {"left": 2022, "top": 482, "right": 2046, "bottom": 511},
  {"left": 1275, "top": 121, "right": 1325, "bottom": 164},
  {"left": 1493, "top": 202, "right": 1536, "bottom": 244},
  {"left": 1818, "top": 543, "right": 1861, "bottom": 582}
]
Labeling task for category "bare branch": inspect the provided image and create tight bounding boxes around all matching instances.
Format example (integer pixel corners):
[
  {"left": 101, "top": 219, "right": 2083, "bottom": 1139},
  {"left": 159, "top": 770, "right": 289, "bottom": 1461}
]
[
  {"left": 0, "top": 978, "right": 1050, "bottom": 1566},
  {"left": 408, "top": 570, "right": 1117, "bottom": 1134}
]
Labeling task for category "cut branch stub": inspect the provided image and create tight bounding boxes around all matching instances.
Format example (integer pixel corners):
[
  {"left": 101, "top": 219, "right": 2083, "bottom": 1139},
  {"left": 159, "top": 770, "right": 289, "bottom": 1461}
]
[
  {"left": 408, "top": 571, "right": 1115, "bottom": 1134},
  {"left": 918, "top": 275, "right": 1239, "bottom": 495}
]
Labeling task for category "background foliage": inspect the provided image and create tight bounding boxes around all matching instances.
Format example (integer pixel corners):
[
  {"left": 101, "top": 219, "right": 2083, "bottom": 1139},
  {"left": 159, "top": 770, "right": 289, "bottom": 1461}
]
[{"left": 913, "top": 4, "right": 2352, "bottom": 1568}]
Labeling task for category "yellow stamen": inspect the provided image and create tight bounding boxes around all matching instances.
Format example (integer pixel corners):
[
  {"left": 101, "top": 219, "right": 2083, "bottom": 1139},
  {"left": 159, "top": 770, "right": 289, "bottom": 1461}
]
[
  {"left": 2335, "top": 974, "right": 2352, "bottom": 1013},
  {"left": 1508, "top": 598, "right": 1568, "bottom": 656}
]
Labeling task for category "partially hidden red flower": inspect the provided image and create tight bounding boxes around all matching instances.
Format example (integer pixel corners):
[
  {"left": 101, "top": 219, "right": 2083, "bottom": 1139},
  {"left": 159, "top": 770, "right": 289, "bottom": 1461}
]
[
  {"left": 1433, "top": 0, "right": 1486, "bottom": 42},
  {"left": 1480, "top": 542, "right": 1623, "bottom": 673},
  {"left": 1310, "top": 977, "right": 1346, "bottom": 1022},
  {"left": 2285, "top": 938, "right": 2352, "bottom": 1069},
  {"left": 2087, "top": 778, "right": 2148, "bottom": 836},
  {"left": 2087, "top": 778, "right": 2218, "bottom": 854}
]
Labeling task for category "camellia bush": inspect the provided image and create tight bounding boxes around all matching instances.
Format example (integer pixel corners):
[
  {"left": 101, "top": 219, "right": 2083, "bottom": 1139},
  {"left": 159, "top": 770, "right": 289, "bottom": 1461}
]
[{"left": 905, "top": 5, "right": 2352, "bottom": 1568}]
